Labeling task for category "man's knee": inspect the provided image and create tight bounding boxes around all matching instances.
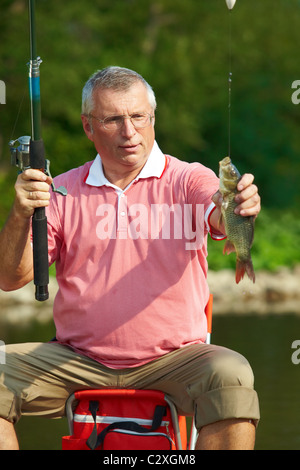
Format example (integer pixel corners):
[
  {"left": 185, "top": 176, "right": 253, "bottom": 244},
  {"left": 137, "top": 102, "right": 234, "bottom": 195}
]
[
  {"left": 191, "top": 346, "right": 259, "bottom": 430},
  {"left": 208, "top": 347, "right": 255, "bottom": 391}
]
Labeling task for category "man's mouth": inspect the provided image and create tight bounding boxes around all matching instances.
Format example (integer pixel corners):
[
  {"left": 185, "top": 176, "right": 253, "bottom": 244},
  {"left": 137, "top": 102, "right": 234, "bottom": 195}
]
[{"left": 119, "top": 144, "right": 140, "bottom": 152}]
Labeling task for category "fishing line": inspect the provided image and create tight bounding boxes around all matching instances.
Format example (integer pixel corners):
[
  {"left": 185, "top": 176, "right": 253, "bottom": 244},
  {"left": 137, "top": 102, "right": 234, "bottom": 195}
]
[
  {"left": 225, "top": 0, "right": 236, "bottom": 157},
  {"left": 228, "top": 8, "right": 232, "bottom": 158},
  {"left": 9, "top": 85, "right": 27, "bottom": 142}
]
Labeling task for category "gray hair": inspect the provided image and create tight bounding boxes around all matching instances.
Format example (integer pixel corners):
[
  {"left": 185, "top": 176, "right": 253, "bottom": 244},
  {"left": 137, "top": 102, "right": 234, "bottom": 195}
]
[{"left": 82, "top": 66, "right": 157, "bottom": 115}]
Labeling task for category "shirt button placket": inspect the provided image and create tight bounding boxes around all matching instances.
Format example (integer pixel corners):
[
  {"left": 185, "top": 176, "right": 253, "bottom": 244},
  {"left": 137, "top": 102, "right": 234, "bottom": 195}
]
[{"left": 118, "top": 193, "right": 128, "bottom": 238}]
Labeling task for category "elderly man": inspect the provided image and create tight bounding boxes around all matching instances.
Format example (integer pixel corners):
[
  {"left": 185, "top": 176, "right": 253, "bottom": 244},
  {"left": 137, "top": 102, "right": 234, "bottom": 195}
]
[{"left": 0, "top": 66, "right": 260, "bottom": 450}]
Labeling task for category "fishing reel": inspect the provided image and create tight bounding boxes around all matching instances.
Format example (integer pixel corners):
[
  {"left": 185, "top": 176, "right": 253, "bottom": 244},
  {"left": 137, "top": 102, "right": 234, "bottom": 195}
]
[
  {"left": 9, "top": 135, "right": 31, "bottom": 171},
  {"left": 9, "top": 136, "right": 67, "bottom": 196}
]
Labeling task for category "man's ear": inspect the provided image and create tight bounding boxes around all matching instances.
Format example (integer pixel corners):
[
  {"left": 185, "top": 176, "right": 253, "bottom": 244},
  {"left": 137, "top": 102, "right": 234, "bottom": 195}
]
[{"left": 81, "top": 114, "right": 94, "bottom": 142}]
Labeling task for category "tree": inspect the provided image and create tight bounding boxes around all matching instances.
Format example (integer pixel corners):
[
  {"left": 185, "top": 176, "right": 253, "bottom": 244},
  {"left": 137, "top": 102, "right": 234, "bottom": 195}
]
[{"left": 1, "top": 0, "right": 300, "bottom": 224}]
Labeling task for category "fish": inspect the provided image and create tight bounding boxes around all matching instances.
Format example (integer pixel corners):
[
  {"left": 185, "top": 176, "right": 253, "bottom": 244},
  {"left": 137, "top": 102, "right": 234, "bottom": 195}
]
[{"left": 216, "top": 156, "right": 255, "bottom": 284}]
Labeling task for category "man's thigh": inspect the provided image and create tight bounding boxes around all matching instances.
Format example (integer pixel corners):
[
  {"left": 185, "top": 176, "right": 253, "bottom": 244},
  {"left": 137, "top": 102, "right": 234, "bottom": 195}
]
[
  {"left": 0, "top": 342, "right": 259, "bottom": 429},
  {"left": 121, "top": 343, "right": 260, "bottom": 429},
  {"left": 0, "top": 342, "right": 120, "bottom": 423}
]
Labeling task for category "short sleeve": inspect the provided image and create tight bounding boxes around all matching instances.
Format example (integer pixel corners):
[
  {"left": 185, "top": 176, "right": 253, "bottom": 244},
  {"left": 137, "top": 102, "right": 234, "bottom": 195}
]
[{"left": 184, "top": 162, "right": 226, "bottom": 240}]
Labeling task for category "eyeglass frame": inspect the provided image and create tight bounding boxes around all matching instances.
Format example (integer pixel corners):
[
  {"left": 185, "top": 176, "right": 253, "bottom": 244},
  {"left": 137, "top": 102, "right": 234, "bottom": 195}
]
[{"left": 86, "top": 112, "right": 155, "bottom": 131}]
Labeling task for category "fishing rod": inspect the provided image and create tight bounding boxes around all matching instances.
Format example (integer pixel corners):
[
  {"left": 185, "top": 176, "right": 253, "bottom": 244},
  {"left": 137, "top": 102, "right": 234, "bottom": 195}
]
[
  {"left": 28, "top": 0, "right": 49, "bottom": 301},
  {"left": 9, "top": 0, "right": 66, "bottom": 301}
]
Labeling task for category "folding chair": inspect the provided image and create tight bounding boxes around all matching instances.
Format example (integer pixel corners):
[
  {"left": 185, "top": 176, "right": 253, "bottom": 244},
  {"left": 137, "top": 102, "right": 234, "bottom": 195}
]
[
  {"left": 63, "top": 388, "right": 187, "bottom": 450},
  {"left": 62, "top": 294, "right": 213, "bottom": 450}
]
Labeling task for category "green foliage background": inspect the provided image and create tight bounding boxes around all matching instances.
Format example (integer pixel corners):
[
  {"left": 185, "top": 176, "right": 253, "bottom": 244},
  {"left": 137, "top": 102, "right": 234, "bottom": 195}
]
[{"left": 1, "top": 0, "right": 300, "bottom": 271}]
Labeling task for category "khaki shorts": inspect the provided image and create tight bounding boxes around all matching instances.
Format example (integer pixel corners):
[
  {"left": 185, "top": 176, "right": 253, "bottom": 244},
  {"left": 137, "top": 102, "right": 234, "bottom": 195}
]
[{"left": 0, "top": 342, "right": 260, "bottom": 429}]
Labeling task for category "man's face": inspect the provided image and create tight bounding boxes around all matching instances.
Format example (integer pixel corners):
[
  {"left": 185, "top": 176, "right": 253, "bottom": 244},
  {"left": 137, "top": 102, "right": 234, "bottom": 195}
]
[{"left": 81, "top": 81, "right": 155, "bottom": 180}]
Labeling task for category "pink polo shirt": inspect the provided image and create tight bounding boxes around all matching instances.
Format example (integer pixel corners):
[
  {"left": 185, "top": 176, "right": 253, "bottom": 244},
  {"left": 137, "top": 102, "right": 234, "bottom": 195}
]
[{"left": 46, "top": 142, "right": 222, "bottom": 368}]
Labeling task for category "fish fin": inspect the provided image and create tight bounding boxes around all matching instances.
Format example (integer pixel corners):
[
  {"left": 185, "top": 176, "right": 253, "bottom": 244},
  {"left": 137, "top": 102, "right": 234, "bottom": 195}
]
[
  {"left": 223, "top": 240, "right": 236, "bottom": 255},
  {"left": 236, "top": 258, "right": 255, "bottom": 284}
]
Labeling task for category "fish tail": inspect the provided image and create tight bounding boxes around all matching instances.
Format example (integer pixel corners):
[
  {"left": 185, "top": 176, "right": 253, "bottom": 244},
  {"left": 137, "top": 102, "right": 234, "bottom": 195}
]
[{"left": 236, "top": 257, "right": 255, "bottom": 284}]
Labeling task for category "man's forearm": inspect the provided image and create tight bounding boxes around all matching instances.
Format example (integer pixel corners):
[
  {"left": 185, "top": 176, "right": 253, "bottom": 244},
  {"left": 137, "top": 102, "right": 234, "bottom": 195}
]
[{"left": 0, "top": 206, "right": 34, "bottom": 291}]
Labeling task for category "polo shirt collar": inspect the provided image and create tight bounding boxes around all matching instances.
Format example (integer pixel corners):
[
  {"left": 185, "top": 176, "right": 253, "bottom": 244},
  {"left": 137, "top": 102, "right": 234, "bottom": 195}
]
[{"left": 85, "top": 141, "right": 166, "bottom": 187}]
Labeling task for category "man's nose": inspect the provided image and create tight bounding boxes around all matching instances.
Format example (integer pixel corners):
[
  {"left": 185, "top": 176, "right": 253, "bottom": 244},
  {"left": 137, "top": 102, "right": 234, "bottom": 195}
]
[{"left": 121, "top": 117, "right": 136, "bottom": 137}]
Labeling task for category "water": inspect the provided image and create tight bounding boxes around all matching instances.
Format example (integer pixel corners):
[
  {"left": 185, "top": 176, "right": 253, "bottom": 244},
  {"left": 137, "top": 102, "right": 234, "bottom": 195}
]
[
  {"left": 2, "top": 313, "right": 300, "bottom": 450},
  {"left": 214, "top": 314, "right": 300, "bottom": 450}
]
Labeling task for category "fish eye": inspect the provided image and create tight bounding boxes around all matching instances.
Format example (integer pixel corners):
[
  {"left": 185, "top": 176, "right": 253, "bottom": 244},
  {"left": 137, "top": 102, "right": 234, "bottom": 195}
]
[{"left": 230, "top": 169, "right": 236, "bottom": 177}]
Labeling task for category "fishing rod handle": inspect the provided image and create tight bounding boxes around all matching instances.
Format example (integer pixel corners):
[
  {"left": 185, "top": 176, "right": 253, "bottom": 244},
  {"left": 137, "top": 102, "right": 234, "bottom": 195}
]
[{"left": 30, "top": 138, "right": 49, "bottom": 301}]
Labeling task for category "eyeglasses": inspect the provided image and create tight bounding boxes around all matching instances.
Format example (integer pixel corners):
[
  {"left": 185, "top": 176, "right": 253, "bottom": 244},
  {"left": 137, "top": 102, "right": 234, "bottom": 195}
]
[{"left": 88, "top": 113, "right": 154, "bottom": 131}]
